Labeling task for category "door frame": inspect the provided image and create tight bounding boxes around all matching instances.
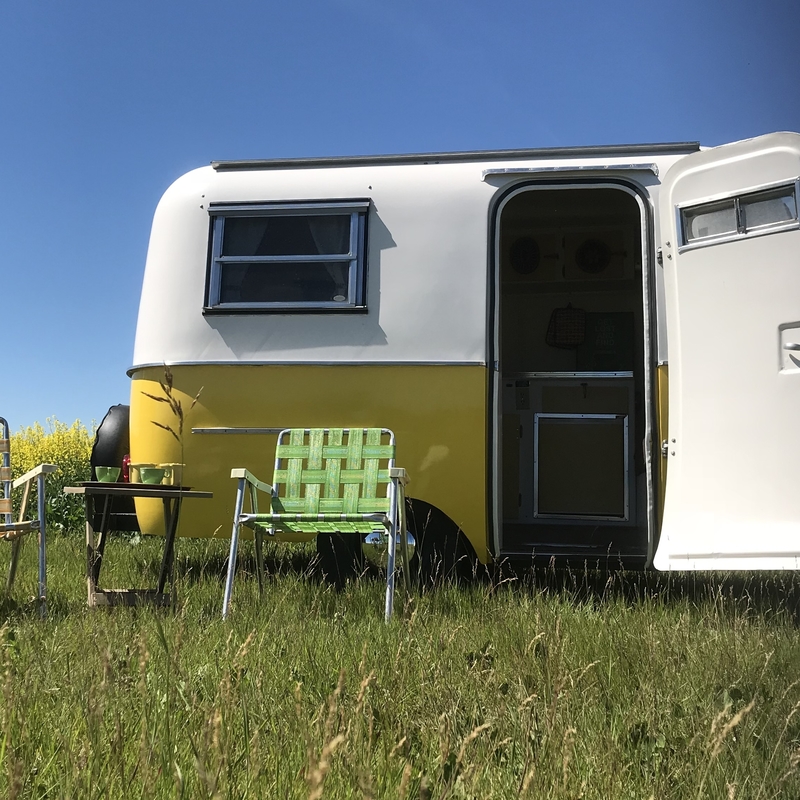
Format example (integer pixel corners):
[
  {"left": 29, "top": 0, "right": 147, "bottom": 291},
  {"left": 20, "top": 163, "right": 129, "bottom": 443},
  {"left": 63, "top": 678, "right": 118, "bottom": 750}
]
[{"left": 486, "top": 178, "right": 659, "bottom": 562}]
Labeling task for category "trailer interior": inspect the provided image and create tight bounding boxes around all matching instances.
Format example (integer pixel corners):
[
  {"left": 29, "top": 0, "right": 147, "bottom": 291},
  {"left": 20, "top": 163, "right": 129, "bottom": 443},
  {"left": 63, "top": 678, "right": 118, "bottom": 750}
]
[{"left": 497, "top": 185, "right": 651, "bottom": 565}]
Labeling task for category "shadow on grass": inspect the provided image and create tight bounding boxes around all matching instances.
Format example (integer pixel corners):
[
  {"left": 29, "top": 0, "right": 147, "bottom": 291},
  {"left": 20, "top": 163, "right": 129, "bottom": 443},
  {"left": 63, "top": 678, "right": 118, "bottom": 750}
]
[
  {"left": 0, "top": 592, "right": 72, "bottom": 624},
  {"left": 73, "top": 534, "right": 800, "bottom": 625},
  {"left": 488, "top": 557, "right": 800, "bottom": 623}
]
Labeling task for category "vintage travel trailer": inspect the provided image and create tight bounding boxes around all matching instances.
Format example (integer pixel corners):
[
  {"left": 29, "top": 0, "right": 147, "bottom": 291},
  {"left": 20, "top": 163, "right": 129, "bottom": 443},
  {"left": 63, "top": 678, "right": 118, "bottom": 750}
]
[{"left": 126, "top": 131, "right": 800, "bottom": 576}]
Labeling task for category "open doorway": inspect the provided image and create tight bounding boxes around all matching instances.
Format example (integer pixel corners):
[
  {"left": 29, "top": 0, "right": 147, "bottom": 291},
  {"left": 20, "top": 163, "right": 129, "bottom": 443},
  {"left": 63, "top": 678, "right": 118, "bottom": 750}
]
[{"left": 496, "top": 185, "right": 651, "bottom": 565}]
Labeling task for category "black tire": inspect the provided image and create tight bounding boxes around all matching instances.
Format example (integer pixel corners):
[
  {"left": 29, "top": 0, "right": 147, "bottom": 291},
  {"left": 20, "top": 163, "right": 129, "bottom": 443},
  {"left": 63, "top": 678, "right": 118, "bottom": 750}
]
[
  {"left": 315, "top": 533, "right": 365, "bottom": 588},
  {"left": 406, "top": 499, "right": 476, "bottom": 587}
]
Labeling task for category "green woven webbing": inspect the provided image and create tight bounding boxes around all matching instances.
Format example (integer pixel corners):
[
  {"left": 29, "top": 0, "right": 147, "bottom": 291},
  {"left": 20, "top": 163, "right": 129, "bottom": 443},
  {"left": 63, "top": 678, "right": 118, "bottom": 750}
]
[
  {"left": 303, "top": 428, "right": 324, "bottom": 514},
  {"left": 325, "top": 428, "right": 343, "bottom": 501},
  {"left": 286, "top": 429, "right": 304, "bottom": 503},
  {"left": 267, "top": 428, "right": 395, "bottom": 532},
  {"left": 342, "top": 429, "right": 364, "bottom": 514},
  {"left": 255, "top": 520, "right": 384, "bottom": 534}
]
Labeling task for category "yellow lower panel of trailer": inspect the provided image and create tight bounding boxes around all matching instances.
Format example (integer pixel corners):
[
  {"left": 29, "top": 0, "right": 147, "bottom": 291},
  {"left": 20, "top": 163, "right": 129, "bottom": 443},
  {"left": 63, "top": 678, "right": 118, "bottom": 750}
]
[{"left": 129, "top": 364, "right": 490, "bottom": 562}]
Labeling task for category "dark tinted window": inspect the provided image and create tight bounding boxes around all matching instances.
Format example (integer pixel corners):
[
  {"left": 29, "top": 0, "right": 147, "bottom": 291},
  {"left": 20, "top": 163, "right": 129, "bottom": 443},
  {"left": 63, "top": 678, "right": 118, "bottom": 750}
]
[{"left": 207, "top": 203, "right": 368, "bottom": 311}]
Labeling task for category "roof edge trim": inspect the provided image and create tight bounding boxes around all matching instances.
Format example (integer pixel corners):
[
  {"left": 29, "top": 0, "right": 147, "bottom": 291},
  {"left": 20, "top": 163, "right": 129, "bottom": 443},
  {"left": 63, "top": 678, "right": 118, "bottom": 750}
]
[{"left": 211, "top": 142, "right": 701, "bottom": 172}]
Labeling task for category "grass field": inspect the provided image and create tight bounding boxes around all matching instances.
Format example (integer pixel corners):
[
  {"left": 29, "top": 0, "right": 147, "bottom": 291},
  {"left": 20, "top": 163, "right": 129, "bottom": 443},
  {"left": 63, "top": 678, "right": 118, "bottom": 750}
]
[{"left": 2, "top": 533, "right": 800, "bottom": 799}]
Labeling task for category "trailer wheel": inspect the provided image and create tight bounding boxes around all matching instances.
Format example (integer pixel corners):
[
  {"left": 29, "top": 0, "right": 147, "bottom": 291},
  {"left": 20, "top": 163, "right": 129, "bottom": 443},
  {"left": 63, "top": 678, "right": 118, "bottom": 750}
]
[
  {"left": 316, "top": 533, "right": 365, "bottom": 589},
  {"left": 406, "top": 499, "right": 476, "bottom": 587}
]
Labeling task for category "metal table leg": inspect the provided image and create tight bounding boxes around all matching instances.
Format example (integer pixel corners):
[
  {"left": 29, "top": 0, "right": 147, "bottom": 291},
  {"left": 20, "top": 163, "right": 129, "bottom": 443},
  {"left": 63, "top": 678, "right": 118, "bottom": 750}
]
[
  {"left": 86, "top": 493, "right": 97, "bottom": 605},
  {"left": 157, "top": 496, "right": 181, "bottom": 595},
  {"left": 93, "top": 494, "right": 112, "bottom": 586}
]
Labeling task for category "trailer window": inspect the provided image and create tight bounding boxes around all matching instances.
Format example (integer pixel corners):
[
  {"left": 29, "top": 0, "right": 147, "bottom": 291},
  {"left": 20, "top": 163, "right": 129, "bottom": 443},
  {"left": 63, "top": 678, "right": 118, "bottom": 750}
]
[
  {"left": 206, "top": 201, "right": 369, "bottom": 311},
  {"left": 679, "top": 182, "right": 798, "bottom": 249}
]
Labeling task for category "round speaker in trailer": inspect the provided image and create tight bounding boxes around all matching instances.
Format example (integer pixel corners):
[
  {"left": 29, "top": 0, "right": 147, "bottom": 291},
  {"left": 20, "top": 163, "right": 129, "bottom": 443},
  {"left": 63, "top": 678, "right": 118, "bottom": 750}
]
[
  {"left": 509, "top": 236, "right": 541, "bottom": 274},
  {"left": 575, "top": 238, "right": 611, "bottom": 274}
]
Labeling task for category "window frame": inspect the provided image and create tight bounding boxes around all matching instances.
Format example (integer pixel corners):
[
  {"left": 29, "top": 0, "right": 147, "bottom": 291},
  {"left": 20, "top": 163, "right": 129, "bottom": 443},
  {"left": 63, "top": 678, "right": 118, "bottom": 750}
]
[
  {"left": 676, "top": 179, "right": 799, "bottom": 252},
  {"left": 204, "top": 200, "right": 370, "bottom": 313}
]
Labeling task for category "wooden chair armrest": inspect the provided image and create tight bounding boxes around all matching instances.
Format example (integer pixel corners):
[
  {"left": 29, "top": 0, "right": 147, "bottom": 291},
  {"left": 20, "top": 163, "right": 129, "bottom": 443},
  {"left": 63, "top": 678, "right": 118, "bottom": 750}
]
[
  {"left": 12, "top": 463, "right": 58, "bottom": 490},
  {"left": 389, "top": 467, "right": 410, "bottom": 486},
  {"left": 230, "top": 468, "right": 274, "bottom": 494}
]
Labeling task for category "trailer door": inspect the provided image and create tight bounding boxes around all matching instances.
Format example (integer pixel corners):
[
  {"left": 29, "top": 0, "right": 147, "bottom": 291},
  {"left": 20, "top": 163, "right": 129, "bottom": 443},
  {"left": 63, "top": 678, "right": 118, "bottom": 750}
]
[{"left": 655, "top": 132, "right": 800, "bottom": 570}]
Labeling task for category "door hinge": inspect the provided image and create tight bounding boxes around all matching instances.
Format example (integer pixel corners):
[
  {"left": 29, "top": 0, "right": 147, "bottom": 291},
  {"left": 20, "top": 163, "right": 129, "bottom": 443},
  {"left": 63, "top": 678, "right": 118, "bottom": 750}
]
[
  {"left": 657, "top": 247, "right": 663, "bottom": 266},
  {"left": 661, "top": 439, "right": 669, "bottom": 458}
]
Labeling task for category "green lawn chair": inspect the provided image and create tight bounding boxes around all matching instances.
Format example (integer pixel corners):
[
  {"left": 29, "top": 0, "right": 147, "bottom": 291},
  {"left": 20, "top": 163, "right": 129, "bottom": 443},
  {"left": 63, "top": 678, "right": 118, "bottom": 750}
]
[
  {"left": 223, "top": 428, "right": 411, "bottom": 621},
  {"left": 1, "top": 417, "right": 58, "bottom": 616}
]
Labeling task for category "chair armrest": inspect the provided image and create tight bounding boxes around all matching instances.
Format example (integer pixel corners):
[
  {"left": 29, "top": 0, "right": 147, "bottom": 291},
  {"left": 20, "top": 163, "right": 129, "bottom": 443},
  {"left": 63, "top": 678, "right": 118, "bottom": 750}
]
[
  {"left": 12, "top": 463, "right": 58, "bottom": 490},
  {"left": 230, "top": 468, "right": 274, "bottom": 494},
  {"left": 389, "top": 467, "right": 410, "bottom": 486}
]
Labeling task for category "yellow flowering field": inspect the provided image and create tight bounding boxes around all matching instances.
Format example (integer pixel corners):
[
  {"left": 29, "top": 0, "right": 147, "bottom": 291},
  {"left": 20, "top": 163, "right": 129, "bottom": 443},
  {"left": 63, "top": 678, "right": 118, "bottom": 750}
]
[{"left": 8, "top": 418, "right": 93, "bottom": 532}]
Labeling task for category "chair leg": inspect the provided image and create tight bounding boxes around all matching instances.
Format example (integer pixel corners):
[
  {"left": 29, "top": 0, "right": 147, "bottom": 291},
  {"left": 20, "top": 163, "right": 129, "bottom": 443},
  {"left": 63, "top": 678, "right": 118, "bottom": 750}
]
[
  {"left": 383, "top": 518, "right": 396, "bottom": 622},
  {"left": 398, "top": 494, "right": 412, "bottom": 597},
  {"left": 7, "top": 478, "right": 32, "bottom": 596},
  {"left": 37, "top": 473, "right": 47, "bottom": 618},
  {"left": 385, "top": 477, "right": 409, "bottom": 622},
  {"left": 223, "top": 478, "right": 246, "bottom": 620},
  {"left": 6, "top": 536, "right": 23, "bottom": 594},
  {"left": 254, "top": 525, "right": 265, "bottom": 595}
]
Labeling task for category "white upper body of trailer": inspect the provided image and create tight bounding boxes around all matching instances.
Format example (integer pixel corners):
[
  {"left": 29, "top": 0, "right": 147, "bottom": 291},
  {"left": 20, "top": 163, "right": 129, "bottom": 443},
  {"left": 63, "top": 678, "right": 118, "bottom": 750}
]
[
  {"left": 132, "top": 132, "right": 800, "bottom": 572},
  {"left": 132, "top": 143, "right": 697, "bottom": 371}
]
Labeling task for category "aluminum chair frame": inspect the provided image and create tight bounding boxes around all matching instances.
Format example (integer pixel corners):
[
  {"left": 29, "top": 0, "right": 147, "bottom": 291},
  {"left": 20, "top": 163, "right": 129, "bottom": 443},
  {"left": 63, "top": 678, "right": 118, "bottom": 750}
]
[
  {"left": 223, "top": 427, "right": 410, "bottom": 621},
  {"left": 1, "top": 417, "right": 58, "bottom": 616}
]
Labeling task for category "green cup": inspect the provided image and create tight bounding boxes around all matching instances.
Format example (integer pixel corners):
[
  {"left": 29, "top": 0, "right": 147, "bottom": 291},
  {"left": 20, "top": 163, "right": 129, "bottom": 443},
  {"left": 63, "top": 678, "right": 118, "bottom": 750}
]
[
  {"left": 139, "top": 467, "right": 166, "bottom": 485},
  {"left": 96, "top": 466, "right": 121, "bottom": 483}
]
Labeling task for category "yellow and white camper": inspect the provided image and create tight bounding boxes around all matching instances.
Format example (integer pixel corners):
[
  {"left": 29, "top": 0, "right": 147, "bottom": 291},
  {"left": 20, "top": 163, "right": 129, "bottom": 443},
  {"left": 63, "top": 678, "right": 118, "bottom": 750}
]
[{"left": 127, "top": 131, "right": 800, "bottom": 575}]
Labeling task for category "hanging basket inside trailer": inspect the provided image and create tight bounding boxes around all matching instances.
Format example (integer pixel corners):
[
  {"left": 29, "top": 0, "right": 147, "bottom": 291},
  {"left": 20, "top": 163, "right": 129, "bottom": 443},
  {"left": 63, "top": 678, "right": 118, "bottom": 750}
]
[{"left": 545, "top": 304, "right": 586, "bottom": 349}]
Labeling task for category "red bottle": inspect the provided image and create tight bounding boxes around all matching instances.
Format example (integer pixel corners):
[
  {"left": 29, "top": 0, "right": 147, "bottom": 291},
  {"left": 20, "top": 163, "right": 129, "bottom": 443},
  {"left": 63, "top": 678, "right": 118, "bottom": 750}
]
[{"left": 122, "top": 454, "right": 131, "bottom": 482}]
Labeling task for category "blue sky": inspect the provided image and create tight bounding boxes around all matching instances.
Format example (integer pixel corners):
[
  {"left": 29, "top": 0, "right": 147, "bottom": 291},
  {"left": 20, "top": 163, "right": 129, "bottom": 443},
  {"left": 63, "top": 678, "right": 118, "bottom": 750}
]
[{"left": 2, "top": 0, "right": 798, "bottom": 432}]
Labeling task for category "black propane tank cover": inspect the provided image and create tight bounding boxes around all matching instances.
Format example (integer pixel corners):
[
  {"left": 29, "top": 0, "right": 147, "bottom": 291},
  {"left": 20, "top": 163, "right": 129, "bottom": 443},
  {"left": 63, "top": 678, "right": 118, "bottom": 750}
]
[{"left": 90, "top": 404, "right": 131, "bottom": 480}]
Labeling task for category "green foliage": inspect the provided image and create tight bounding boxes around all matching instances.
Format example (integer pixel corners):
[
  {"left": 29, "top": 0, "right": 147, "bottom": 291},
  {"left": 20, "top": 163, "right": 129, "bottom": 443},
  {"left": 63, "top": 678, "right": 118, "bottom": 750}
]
[
  {"left": 9, "top": 418, "right": 93, "bottom": 533},
  {"left": 1, "top": 537, "right": 800, "bottom": 798}
]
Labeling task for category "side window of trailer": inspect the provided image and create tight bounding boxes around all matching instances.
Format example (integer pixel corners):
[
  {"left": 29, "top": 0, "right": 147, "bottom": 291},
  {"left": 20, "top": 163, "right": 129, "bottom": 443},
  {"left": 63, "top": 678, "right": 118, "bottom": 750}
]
[
  {"left": 205, "top": 201, "right": 369, "bottom": 311},
  {"left": 679, "top": 181, "right": 798, "bottom": 250}
]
